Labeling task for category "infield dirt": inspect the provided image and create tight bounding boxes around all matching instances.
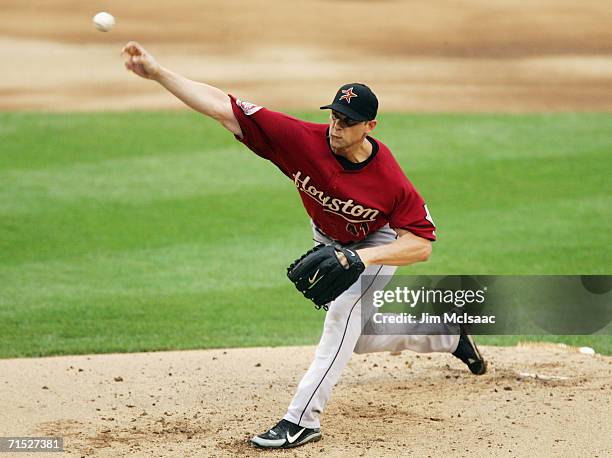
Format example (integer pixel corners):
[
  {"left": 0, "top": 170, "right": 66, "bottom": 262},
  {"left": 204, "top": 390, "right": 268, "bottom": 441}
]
[
  {"left": 1, "top": 343, "right": 611, "bottom": 457},
  {"left": 2, "top": 0, "right": 612, "bottom": 111}
]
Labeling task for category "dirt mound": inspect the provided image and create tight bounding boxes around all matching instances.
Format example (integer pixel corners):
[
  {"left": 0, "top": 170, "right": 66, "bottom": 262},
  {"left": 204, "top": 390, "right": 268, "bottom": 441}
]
[
  {"left": 2, "top": 0, "right": 612, "bottom": 111},
  {"left": 1, "top": 344, "right": 610, "bottom": 456}
]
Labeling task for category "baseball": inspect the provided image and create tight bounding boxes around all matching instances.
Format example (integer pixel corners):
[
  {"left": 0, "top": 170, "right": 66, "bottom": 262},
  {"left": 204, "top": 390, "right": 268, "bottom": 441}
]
[{"left": 93, "top": 12, "right": 115, "bottom": 32}]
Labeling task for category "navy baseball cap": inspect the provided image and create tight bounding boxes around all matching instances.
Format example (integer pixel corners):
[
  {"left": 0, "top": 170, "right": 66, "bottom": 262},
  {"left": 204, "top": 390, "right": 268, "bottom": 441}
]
[{"left": 320, "top": 83, "right": 378, "bottom": 121}]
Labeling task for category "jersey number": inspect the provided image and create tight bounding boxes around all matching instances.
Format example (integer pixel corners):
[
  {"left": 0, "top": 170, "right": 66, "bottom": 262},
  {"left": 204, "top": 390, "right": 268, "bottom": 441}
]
[{"left": 346, "top": 222, "right": 369, "bottom": 238}]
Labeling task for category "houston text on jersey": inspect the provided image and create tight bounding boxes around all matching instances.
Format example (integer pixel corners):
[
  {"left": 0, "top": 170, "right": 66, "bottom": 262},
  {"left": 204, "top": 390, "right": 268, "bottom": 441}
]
[{"left": 293, "top": 171, "right": 380, "bottom": 224}]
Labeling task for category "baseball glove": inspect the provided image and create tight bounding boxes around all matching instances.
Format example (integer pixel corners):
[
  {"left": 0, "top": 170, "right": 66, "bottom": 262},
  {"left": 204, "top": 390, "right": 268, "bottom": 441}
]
[{"left": 287, "top": 244, "right": 366, "bottom": 310}]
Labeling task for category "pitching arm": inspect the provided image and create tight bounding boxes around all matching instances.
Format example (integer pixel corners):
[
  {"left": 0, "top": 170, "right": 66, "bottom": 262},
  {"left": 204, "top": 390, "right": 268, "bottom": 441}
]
[{"left": 122, "top": 41, "right": 242, "bottom": 137}]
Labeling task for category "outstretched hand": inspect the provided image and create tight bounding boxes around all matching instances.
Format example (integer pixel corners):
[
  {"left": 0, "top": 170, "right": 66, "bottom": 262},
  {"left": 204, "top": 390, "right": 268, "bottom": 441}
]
[{"left": 122, "top": 41, "right": 161, "bottom": 80}]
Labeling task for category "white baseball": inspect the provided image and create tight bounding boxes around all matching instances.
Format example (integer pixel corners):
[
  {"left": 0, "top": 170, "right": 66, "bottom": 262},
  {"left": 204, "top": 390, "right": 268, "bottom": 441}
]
[{"left": 93, "top": 12, "right": 115, "bottom": 32}]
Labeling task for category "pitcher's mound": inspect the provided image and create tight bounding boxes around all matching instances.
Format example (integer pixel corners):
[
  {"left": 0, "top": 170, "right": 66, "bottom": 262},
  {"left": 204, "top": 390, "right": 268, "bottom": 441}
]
[{"left": 1, "top": 343, "right": 610, "bottom": 457}]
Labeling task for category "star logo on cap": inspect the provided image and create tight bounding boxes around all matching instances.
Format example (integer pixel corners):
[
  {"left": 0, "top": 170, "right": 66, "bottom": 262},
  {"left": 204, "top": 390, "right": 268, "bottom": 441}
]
[{"left": 339, "top": 87, "right": 358, "bottom": 104}]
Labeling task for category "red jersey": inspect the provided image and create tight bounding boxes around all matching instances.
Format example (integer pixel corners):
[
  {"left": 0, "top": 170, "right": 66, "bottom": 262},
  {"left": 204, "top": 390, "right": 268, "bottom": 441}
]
[{"left": 229, "top": 96, "right": 436, "bottom": 244}]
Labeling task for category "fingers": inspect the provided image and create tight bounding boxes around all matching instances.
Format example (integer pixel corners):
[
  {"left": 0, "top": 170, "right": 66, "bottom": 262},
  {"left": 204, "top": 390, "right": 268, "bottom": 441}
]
[
  {"left": 123, "top": 54, "right": 135, "bottom": 71},
  {"left": 121, "top": 40, "right": 145, "bottom": 56},
  {"left": 121, "top": 41, "right": 158, "bottom": 79},
  {"left": 123, "top": 53, "right": 143, "bottom": 67},
  {"left": 123, "top": 55, "right": 141, "bottom": 75}
]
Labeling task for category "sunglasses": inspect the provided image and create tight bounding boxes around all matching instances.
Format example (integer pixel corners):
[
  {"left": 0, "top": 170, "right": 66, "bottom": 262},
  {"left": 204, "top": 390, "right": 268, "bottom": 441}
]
[{"left": 330, "top": 111, "right": 363, "bottom": 128}]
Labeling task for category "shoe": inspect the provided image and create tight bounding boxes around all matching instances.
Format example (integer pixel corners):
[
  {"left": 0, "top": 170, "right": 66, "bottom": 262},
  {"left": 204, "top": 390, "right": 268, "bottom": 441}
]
[
  {"left": 452, "top": 329, "right": 487, "bottom": 375},
  {"left": 251, "top": 419, "right": 322, "bottom": 449}
]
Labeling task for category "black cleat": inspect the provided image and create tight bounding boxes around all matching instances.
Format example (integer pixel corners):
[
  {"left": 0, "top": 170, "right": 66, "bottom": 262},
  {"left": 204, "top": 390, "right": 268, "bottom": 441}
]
[
  {"left": 251, "top": 419, "right": 322, "bottom": 449},
  {"left": 452, "top": 331, "right": 487, "bottom": 375}
]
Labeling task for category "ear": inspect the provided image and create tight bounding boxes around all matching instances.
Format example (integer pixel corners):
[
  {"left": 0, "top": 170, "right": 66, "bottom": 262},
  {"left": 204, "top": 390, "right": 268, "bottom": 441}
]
[{"left": 365, "top": 119, "right": 377, "bottom": 133}]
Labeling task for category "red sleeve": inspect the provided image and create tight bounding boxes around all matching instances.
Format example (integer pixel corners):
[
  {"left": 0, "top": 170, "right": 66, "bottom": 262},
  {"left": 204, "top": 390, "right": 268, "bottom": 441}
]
[
  {"left": 229, "top": 94, "right": 303, "bottom": 163},
  {"left": 389, "top": 183, "right": 437, "bottom": 241}
]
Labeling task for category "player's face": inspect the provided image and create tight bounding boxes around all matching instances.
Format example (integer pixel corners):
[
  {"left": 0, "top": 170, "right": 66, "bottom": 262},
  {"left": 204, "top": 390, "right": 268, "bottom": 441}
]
[{"left": 329, "top": 111, "right": 374, "bottom": 150}]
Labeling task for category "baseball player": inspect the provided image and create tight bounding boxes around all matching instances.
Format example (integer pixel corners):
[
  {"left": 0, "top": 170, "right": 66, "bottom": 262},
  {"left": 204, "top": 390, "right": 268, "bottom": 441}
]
[{"left": 122, "top": 41, "right": 487, "bottom": 450}]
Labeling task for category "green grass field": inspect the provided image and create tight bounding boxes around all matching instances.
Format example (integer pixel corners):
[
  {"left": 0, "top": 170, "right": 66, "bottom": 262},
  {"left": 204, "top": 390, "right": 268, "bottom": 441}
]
[{"left": 1, "top": 111, "right": 610, "bottom": 358}]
